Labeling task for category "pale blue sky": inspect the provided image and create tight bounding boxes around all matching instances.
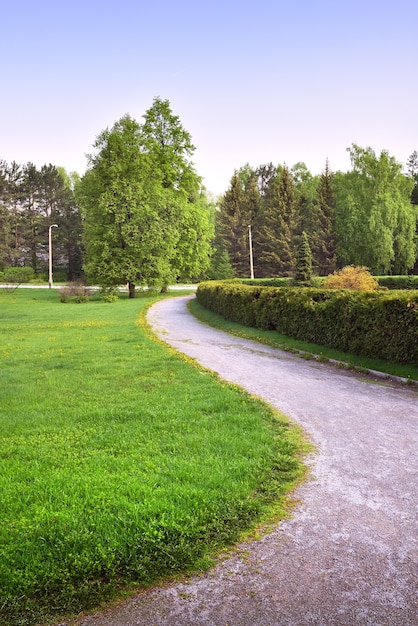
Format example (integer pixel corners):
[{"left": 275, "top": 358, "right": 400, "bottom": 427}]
[{"left": 1, "top": 0, "right": 417, "bottom": 195}]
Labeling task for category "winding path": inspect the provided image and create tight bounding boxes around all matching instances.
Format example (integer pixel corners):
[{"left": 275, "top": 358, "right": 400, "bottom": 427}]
[{"left": 76, "top": 295, "right": 418, "bottom": 626}]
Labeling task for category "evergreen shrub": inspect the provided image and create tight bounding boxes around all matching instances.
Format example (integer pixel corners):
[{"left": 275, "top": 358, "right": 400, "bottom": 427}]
[
  {"left": 377, "top": 275, "right": 418, "bottom": 290},
  {"left": 243, "top": 278, "right": 292, "bottom": 287},
  {"left": 196, "top": 281, "right": 418, "bottom": 365}
]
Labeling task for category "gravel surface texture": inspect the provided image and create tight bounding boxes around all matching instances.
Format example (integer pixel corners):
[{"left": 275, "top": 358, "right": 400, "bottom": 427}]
[{"left": 72, "top": 295, "right": 418, "bottom": 626}]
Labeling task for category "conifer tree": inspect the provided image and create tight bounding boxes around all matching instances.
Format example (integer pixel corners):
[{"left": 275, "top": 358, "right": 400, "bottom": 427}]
[
  {"left": 215, "top": 165, "right": 262, "bottom": 278},
  {"left": 217, "top": 171, "right": 253, "bottom": 277},
  {"left": 257, "top": 165, "right": 296, "bottom": 276},
  {"left": 0, "top": 162, "right": 13, "bottom": 268},
  {"left": 315, "top": 160, "right": 337, "bottom": 275},
  {"left": 293, "top": 182, "right": 322, "bottom": 274},
  {"left": 242, "top": 171, "right": 262, "bottom": 276},
  {"left": 294, "top": 230, "right": 313, "bottom": 285},
  {"left": 407, "top": 150, "right": 418, "bottom": 205}
]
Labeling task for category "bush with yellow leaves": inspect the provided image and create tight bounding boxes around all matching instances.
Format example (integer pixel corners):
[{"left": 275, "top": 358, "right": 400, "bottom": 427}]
[{"left": 322, "top": 266, "right": 379, "bottom": 291}]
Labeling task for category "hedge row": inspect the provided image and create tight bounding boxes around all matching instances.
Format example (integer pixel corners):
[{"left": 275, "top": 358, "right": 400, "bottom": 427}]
[
  {"left": 196, "top": 282, "right": 418, "bottom": 366},
  {"left": 242, "top": 275, "right": 418, "bottom": 290},
  {"left": 375, "top": 275, "right": 418, "bottom": 290}
]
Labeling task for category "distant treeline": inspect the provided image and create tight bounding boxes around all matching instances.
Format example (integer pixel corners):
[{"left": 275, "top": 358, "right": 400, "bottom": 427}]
[
  {"left": 1, "top": 144, "right": 418, "bottom": 282},
  {"left": 210, "top": 145, "right": 418, "bottom": 279},
  {"left": 0, "top": 161, "right": 83, "bottom": 279}
]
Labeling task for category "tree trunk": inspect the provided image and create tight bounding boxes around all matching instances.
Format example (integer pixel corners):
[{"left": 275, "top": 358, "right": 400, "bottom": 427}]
[{"left": 128, "top": 281, "right": 136, "bottom": 298}]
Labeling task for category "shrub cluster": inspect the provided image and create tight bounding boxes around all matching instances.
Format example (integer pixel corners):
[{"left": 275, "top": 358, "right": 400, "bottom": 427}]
[
  {"left": 196, "top": 282, "right": 418, "bottom": 365},
  {"left": 59, "top": 284, "right": 91, "bottom": 303},
  {"left": 0, "top": 266, "right": 35, "bottom": 287},
  {"left": 322, "top": 266, "right": 379, "bottom": 291}
]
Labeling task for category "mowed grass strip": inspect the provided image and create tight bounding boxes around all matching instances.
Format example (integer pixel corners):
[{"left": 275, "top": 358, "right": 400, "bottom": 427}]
[{"left": 0, "top": 289, "right": 307, "bottom": 626}]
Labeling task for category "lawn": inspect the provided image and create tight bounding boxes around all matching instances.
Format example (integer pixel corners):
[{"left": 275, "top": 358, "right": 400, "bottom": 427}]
[{"left": 0, "top": 289, "right": 307, "bottom": 626}]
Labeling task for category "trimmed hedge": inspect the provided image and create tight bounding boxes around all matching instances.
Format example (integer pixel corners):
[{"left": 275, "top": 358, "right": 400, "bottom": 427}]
[
  {"left": 241, "top": 275, "right": 418, "bottom": 290},
  {"left": 196, "top": 281, "right": 418, "bottom": 366},
  {"left": 376, "top": 275, "right": 418, "bottom": 290}
]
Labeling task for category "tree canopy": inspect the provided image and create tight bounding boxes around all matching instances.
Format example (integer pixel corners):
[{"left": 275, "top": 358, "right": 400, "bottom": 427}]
[
  {"left": 0, "top": 160, "right": 82, "bottom": 278},
  {"left": 334, "top": 145, "right": 416, "bottom": 274},
  {"left": 77, "top": 99, "right": 213, "bottom": 295},
  {"left": 212, "top": 146, "right": 418, "bottom": 279}
]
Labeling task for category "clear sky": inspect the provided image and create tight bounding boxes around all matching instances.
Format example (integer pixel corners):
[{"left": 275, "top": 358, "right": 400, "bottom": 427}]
[{"left": 1, "top": 0, "right": 417, "bottom": 196}]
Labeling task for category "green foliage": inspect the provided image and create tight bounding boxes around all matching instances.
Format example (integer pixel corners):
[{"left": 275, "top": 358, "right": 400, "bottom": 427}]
[
  {"left": 323, "top": 266, "right": 379, "bottom": 291},
  {"left": 0, "top": 289, "right": 306, "bottom": 625},
  {"left": 217, "top": 169, "right": 258, "bottom": 277},
  {"left": 207, "top": 243, "right": 234, "bottom": 280},
  {"left": 78, "top": 102, "right": 213, "bottom": 294},
  {"left": 243, "top": 277, "right": 292, "bottom": 287},
  {"left": 0, "top": 160, "right": 83, "bottom": 280},
  {"left": 257, "top": 165, "right": 296, "bottom": 276},
  {"left": 197, "top": 282, "right": 418, "bottom": 365},
  {"left": 314, "top": 161, "right": 337, "bottom": 274},
  {"left": 0, "top": 266, "right": 35, "bottom": 290},
  {"left": 293, "top": 231, "right": 313, "bottom": 286},
  {"left": 334, "top": 145, "right": 417, "bottom": 274},
  {"left": 99, "top": 285, "right": 120, "bottom": 302},
  {"left": 141, "top": 97, "right": 197, "bottom": 194},
  {"left": 377, "top": 275, "right": 418, "bottom": 289},
  {"left": 216, "top": 147, "right": 418, "bottom": 281}
]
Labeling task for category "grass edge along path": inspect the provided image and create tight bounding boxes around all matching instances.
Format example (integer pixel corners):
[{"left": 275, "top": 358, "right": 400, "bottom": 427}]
[
  {"left": 0, "top": 289, "right": 310, "bottom": 626},
  {"left": 188, "top": 298, "right": 418, "bottom": 384}
]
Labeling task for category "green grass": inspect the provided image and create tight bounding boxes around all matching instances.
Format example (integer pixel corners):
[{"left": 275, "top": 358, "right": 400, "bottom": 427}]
[
  {"left": 0, "top": 289, "right": 308, "bottom": 626},
  {"left": 189, "top": 298, "right": 418, "bottom": 382}
]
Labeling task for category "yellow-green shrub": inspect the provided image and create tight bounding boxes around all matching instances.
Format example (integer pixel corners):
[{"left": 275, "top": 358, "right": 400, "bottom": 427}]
[{"left": 323, "top": 266, "right": 379, "bottom": 291}]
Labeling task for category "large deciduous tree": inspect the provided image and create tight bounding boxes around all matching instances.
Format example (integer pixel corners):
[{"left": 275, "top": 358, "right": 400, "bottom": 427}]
[
  {"left": 334, "top": 145, "right": 416, "bottom": 274},
  {"left": 78, "top": 100, "right": 212, "bottom": 295}
]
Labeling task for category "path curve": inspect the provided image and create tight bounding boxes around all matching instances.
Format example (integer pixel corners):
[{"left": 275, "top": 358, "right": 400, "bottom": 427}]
[{"left": 75, "top": 295, "right": 418, "bottom": 626}]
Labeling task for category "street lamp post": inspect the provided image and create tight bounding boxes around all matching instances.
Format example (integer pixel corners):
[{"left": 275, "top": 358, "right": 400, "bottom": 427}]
[
  {"left": 248, "top": 224, "right": 254, "bottom": 279},
  {"left": 48, "top": 224, "right": 58, "bottom": 288}
]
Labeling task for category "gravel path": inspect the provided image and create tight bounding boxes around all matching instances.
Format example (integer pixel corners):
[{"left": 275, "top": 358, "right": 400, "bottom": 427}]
[{"left": 74, "top": 295, "right": 418, "bottom": 626}]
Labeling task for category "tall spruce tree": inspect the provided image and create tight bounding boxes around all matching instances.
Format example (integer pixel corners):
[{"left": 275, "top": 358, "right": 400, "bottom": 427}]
[
  {"left": 217, "top": 172, "right": 249, "bottom": 277},
  {"left": 257, "top": 165, "right": 296, "bottom": 276},
  {"left": 407, "top": 150, "right": 418, "bottom": 205},
  {"left": 315, "top": 160, "right": 337, "bottom": 275},
  {"left": 242, "top": 170, "right": 262, "bottom": 276},
  {"left": 294, "top": 230, "right": 313, "bottom": 285},
  {"left": 0, "top": 161, "right": 13, "bottom": 268}
]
